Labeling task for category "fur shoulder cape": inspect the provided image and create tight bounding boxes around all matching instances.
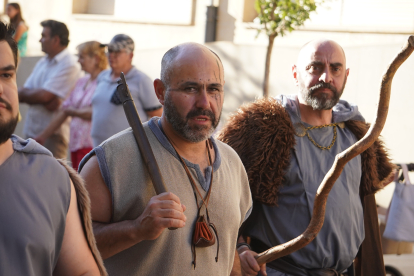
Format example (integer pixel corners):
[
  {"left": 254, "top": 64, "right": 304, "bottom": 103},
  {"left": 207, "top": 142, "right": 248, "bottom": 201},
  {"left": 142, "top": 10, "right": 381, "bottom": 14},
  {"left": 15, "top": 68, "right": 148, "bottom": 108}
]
[
  {"left": 57, "top": 160, "right": 107, "bottom": 276},
  {"left": 218, "top": 97, "right": 393, "bottom": 206}
]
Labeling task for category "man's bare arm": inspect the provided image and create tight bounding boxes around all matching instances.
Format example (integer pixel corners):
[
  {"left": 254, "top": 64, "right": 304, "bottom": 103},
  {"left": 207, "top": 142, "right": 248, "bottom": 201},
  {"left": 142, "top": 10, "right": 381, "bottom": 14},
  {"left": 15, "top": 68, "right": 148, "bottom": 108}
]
[
  {"left": 34, "top": 110, "right": 69, "bottom": 144},
  {"left": 237, "top": 236, "right": 267, "bottom": 276},
  {"left": 65, "top": 106, "right": 92, "bottom": 120},
  {"left": 19, "top": 87, "right": 60, "bottom": 110},
  {"left": 53, "top": 179, "right": 100, "bottom": 276},
  {"left": 230, "top": 249, "right": 242, "bottom": 276},
  {"left": 80, "top": 155, "right": 187, "bottom": 259}
]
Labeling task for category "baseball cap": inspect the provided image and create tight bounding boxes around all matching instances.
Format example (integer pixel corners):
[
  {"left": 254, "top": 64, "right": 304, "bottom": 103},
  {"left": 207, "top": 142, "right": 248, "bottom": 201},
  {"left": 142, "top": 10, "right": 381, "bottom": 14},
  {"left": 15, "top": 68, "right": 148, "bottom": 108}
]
[{"left": 105, "top": 34, "right": 134, "bottom": 53}]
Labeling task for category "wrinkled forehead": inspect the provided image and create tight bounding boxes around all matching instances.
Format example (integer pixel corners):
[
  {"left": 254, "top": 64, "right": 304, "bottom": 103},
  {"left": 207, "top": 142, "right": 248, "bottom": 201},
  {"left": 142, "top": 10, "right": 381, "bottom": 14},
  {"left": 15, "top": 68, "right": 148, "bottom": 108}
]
[
  {"left": 297, "top": 40, "right": 346, "bottom": 67},
  {"left": 171, "top": 47, "right": 224, "bottom": 81}
]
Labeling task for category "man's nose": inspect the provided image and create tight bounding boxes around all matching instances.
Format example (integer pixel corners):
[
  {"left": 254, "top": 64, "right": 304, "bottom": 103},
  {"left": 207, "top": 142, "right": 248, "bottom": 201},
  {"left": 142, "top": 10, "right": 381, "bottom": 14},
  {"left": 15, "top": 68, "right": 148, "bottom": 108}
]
[
  {"left": 319, "top": 67, "right": 333, "bottom": 83},
  {"left": 196, "top": 87, "right": 210, "bottom": 109}
]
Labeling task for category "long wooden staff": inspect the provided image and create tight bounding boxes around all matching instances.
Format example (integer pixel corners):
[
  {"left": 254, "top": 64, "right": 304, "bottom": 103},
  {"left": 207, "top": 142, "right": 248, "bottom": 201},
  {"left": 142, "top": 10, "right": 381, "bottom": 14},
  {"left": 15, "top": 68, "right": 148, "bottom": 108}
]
[
  {"left": 117, "top": 73, "right": 178, "bottom": 231},
  {"left": 255, "top": 35, "right": 414, "bottom": 265},
  {"left": 116, "top": 72, "right": 167, "bottom": 195}
]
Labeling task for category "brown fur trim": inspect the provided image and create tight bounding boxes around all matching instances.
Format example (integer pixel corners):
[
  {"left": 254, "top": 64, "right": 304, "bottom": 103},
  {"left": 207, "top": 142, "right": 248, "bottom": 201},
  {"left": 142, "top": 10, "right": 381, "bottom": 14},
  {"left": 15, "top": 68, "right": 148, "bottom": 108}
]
[
  {"left": 218, "top": 98, "right": 394, "bottom": 206},
  {"left": 57, "top": 159, "right": 108, "bottom": 276},
  {"left": 345, "top": 121, "right": 394, "bottom": 197},
  {"left": 217, "top": 98, "right": 296, "bottom": 206}
]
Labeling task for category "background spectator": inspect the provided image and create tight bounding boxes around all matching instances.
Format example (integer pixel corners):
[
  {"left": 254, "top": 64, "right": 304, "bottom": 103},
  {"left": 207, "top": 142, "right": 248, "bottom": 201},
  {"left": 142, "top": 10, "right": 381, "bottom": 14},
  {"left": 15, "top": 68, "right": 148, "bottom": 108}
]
[
  {"left": 19, "top": 20, "right": 80, "bottom": 159},
  {"left": 91, "top": 34, "right": 162, "bottom": 146},
  {"left": 6, "top": 3, "right": 28, "bottom": 57},
  {"left": 35, "top": 41, "right": 108, "bottom": 170}
]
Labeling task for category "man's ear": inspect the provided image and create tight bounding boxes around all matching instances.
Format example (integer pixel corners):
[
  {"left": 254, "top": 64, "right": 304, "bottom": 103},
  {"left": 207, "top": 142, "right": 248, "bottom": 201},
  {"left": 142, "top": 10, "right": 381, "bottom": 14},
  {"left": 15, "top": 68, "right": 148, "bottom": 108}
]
[
  {"left": 292, "top": 64, "right": 299, "bottom": 86},
  {"left": 346, "top": 68, "right": 350, "bottom": 77},
  {"left": 154, "top": 78, "right": 166, "bottom": 105},
  {"left": 53, "top": 36, "right": 60, "bottom": 48}
]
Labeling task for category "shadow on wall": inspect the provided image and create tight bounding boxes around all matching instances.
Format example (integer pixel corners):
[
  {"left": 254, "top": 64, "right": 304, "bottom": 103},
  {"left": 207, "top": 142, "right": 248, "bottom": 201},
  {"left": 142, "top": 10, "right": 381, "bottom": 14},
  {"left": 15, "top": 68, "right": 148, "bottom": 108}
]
[
  {"left": 207, "top": 42, "right": 298, "bottom": 125},
  {"left": 208, "top": 43, "right": 262, "bottom": 120},
  {"left": 216, "top": 0, "right": 236, "bottom": 42}
]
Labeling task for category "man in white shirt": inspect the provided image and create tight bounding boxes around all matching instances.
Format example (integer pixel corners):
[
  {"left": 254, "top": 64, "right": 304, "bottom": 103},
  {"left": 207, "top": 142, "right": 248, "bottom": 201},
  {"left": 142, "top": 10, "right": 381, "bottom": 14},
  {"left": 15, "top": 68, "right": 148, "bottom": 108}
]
[{"left": 19, "top": 20, "right": 80, "bottom": 158}]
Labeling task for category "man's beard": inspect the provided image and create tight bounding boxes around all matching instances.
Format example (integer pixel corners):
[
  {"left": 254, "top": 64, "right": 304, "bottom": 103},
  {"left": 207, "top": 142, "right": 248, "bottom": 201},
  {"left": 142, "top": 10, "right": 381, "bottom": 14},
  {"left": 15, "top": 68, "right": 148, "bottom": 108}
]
[
  {"left": 0, "top": 115, "right": 18, "bottom": 144},
  {"left": 0, "top": 99, "right": 18, "bottom": 145},
  {"left": 300, "top": 76, "right": 347, "bottom": 110},
  {"left": 164, "top": 92, "right": 221, "bottom": 143}
]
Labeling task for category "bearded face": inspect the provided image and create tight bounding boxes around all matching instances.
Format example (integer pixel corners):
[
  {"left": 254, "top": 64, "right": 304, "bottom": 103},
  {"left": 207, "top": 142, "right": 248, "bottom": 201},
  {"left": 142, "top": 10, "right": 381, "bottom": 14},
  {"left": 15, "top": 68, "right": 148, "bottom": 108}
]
[
  {"left": 0, "top": 97, "right": 18, "bottom": 145},
  {"left": 163, "top": 91, "right": 221, "bottom": 143},
  {"left": 298, "top": 72, "right": 347, "bottom": 110}
]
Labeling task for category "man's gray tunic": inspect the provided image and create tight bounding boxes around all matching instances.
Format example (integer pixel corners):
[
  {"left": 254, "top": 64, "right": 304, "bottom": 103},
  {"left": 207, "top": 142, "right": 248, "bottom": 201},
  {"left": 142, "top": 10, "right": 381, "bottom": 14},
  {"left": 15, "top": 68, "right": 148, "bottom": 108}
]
[
  {"left": 80, "top": 117, "right": 252, "bottom": 275},
  {"left": 0, "top": 135, "right": 70, "bottom": 275}
]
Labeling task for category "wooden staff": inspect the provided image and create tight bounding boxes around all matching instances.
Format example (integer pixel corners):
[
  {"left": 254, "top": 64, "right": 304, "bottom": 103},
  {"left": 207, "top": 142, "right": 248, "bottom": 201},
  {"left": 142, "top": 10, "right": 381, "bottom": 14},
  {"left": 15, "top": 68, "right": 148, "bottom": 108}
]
[
  {"left": 116, "top": 72, "right": 167, "bottom": 195},
  {"left": 255, "top": 35, "right": 414, "bottom": 265}
]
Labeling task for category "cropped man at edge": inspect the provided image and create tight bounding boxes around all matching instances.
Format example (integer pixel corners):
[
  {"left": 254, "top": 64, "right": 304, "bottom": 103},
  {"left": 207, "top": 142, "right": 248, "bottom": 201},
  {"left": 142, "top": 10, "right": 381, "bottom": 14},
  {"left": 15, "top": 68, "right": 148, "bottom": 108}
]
[
  {"left": 219, "top": 39, "right": 393, "bottom": 276},
  {"left": 0, "top": 21, "right": 106, "bottom": 276},
  {"left": 91, "top": 34, "right": 162, "bottom": 146},
  {"left": 79, "top": 42, "right": 252, "bottom": 275},
  {"left": 19, "top": 20, "right": 80, "bottom": 159}
]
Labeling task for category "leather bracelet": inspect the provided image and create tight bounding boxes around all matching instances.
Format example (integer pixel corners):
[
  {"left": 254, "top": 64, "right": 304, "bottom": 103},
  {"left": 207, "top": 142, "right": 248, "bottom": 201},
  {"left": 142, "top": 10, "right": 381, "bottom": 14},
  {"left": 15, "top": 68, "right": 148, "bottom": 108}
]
[{"left": 236, "top": 242, "right": 251, "bottom": 250}]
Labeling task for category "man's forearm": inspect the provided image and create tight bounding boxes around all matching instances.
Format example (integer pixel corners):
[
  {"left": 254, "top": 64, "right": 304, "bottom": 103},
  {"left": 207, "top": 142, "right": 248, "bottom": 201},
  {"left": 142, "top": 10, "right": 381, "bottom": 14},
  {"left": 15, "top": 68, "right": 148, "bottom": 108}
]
[
  {"left": 69, "top": 107, "right": 92, "bottom": 120},
  {"left": 230, "top": 249, "right": 242, "bottom": 276},
  {"left": 19, "top": 87, "right": 57, "bottom": 105},
  {"left": 93, "top": 220, "right": 142, "bottom": 259},
  {"left": 36, "top": 110, "right": 69, "bottom": 141}
]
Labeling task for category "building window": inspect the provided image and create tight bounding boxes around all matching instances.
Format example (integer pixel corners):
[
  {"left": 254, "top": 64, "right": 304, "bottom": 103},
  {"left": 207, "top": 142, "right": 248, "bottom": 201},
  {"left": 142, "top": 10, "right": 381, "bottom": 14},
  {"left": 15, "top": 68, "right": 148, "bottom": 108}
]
[
  {"left": 73, "top": 0, "right": 195, "bottom": 25},
  {"left": 243, "top": 0, "right": 257, "bottom": 22}
]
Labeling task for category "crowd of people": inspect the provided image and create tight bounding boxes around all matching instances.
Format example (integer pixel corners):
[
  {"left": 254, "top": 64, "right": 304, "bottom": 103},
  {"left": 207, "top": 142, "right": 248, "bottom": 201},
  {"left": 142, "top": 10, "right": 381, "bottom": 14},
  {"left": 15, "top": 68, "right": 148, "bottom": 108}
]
[
  {"left": 0, "top": 9, "right": 395, "bottom": 276},
  {"left": 15, "top": 17, "right": 161, "bottom": 168}
]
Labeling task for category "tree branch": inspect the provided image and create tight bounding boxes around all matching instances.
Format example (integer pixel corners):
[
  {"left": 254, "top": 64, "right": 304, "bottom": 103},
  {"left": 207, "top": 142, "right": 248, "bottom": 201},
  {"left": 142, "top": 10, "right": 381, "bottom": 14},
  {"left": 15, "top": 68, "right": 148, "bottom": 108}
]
[{"left": 259, "top": 1, "right": 269, "bottom": 33}]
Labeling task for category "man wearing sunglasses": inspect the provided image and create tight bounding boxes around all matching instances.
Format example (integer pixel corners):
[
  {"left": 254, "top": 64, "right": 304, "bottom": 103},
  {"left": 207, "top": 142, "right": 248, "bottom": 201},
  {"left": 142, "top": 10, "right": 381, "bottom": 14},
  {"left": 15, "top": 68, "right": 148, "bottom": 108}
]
[{"left": 91, "top": 34, "right": 162, "bottom": 147}]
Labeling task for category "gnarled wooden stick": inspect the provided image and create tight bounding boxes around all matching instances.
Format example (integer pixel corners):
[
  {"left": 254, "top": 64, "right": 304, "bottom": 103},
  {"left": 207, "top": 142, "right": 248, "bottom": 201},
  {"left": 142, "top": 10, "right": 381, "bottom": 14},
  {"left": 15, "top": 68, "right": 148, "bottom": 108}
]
[{"left": 255, "top": 36, "right": 414, "bottom": 265}]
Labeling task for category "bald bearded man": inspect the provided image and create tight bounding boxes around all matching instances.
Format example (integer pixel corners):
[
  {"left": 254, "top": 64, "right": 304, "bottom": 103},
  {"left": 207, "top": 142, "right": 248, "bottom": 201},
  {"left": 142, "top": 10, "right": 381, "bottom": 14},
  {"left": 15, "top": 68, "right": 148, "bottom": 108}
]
[
  {"left": 219, "top": 39, "right": 393, "bottom": 276},
  {"left": 79, "top": 43, "right": 252, "bottom": 275}
]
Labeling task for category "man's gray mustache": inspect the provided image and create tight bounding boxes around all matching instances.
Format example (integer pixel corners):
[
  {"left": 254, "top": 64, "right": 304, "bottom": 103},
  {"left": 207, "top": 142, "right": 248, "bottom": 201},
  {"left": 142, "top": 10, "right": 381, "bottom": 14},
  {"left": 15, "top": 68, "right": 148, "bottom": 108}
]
[
  {"left": 309, "top": 82, "right": 337, "bottom": 94},
  {"left": 186, "top": 109, "right": 215, "bottom": 122}
]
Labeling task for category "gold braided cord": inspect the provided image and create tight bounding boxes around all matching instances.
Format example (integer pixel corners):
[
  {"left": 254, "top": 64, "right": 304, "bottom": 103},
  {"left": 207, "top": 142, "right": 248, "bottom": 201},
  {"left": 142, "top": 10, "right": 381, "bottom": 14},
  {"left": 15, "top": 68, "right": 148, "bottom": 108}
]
[{"left": 305, "top": 123, "right": 338, "bottom": 150}]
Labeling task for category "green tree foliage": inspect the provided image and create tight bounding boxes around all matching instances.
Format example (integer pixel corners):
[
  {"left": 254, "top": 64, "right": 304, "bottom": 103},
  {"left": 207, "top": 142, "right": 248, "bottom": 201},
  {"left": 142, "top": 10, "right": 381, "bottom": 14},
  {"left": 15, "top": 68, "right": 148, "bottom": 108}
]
[{"left": 255, "top": 0, "right": 323, "bottom": 97}]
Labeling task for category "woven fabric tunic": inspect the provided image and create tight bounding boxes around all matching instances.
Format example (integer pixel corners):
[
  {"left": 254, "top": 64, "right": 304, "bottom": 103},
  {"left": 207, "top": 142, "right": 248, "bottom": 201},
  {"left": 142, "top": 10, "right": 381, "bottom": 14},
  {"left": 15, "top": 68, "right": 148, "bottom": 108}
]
[{"left": 79, "top": 118, "right": 252, "bottom": 275}]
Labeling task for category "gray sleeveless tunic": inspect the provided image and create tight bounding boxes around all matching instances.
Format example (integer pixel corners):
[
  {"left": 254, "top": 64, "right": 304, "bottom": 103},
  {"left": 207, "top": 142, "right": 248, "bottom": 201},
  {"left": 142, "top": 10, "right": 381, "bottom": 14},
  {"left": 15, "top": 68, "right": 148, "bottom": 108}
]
[
  {"left": 80, "top": 118, "right": 252, "bottom": 275},
  {"left": 0, "top": 135, "right": 70, "bottom": 276}
]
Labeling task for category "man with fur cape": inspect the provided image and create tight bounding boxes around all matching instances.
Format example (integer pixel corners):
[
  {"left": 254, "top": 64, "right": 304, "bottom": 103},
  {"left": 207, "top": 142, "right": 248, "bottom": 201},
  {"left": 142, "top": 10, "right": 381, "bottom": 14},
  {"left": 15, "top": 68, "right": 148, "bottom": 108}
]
[{"left": 219, "top": 39, "right": 393, "bottom": 276}]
